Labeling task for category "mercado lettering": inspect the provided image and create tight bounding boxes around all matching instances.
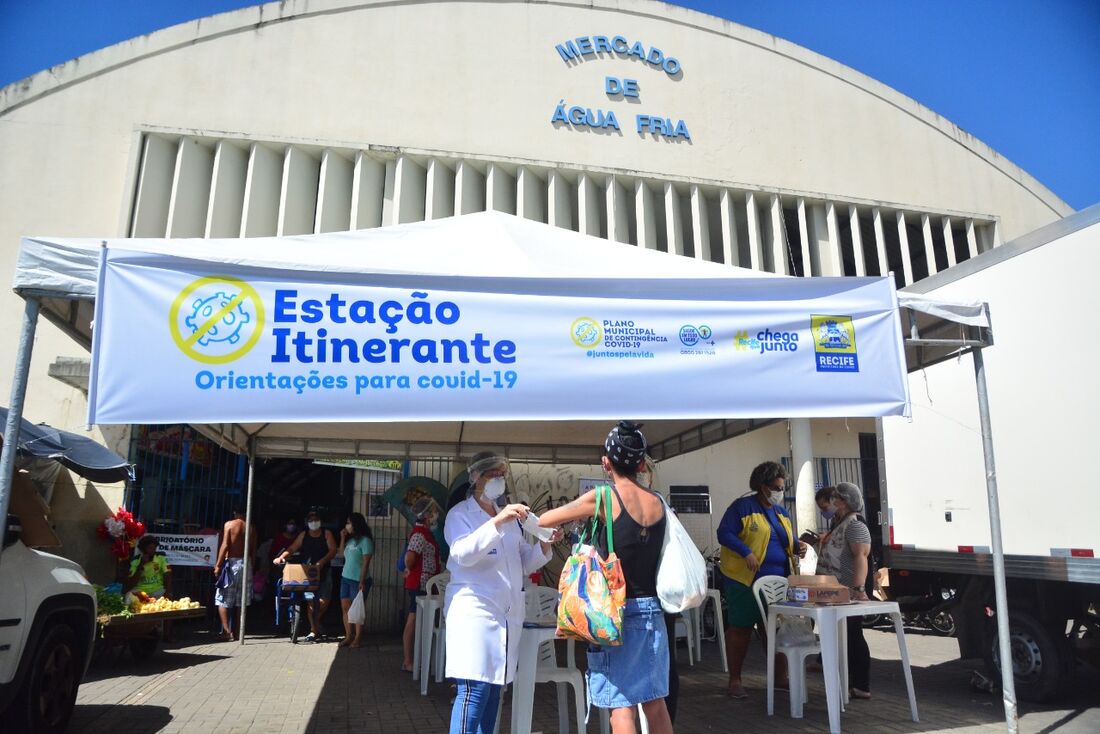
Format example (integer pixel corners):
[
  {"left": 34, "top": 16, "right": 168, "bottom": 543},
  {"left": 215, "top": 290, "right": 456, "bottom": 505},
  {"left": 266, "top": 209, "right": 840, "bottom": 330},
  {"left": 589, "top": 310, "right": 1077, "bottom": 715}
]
[{"left": 555, "top": 35, "right": 682, "bottom": 76}]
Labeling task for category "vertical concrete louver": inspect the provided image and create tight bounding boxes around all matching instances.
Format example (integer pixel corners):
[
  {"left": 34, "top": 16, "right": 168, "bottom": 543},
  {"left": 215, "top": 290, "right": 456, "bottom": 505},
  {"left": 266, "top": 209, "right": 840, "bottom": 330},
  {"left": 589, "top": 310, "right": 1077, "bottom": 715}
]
[{"left": 128, "top": 132, "right": 998, "bottom": 287}]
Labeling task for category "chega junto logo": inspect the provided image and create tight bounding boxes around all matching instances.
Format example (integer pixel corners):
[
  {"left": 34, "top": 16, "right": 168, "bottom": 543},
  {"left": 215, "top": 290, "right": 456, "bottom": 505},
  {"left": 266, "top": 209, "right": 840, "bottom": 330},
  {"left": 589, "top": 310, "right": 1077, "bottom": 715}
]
[
  {"left": 812, "top": 315, "right": 859, "bottom": 373},
  {"left": 570, "top": 317, "right": 602, "bottom": 348},
  {"left": 170, "top": 276, "right": 265, "bottom": 364},
  {"left": 732, "top": 328, "right": 799, "bottom": 354}
]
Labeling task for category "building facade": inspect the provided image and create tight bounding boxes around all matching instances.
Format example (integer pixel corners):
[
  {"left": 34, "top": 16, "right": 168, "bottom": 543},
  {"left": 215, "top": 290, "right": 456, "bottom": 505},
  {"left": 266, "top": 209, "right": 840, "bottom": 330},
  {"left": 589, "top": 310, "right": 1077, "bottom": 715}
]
[{"left": 0, "top": 0, "right": 1073, "bottom": 575}]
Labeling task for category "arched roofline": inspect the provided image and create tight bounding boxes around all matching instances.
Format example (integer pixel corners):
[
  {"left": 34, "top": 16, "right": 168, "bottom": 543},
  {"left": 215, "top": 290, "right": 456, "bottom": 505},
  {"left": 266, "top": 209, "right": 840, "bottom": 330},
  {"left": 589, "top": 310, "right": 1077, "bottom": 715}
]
[{"left": 0, "top": 0, "right": 1071, "bottom": 217}]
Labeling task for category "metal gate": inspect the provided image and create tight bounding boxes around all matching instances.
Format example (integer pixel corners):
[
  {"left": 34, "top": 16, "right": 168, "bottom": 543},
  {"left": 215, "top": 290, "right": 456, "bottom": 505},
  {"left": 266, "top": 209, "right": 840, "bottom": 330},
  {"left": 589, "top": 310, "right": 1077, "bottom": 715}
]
[{"left": 125, "top": 424, "right": 247, "bottom": 615}]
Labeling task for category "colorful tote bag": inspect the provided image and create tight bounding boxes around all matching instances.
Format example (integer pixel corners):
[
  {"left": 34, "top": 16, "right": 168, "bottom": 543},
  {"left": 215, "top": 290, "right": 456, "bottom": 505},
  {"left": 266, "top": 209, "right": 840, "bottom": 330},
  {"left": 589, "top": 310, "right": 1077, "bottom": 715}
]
[{"left": 556, "top": 484, "right": 627, "bottom": 646}]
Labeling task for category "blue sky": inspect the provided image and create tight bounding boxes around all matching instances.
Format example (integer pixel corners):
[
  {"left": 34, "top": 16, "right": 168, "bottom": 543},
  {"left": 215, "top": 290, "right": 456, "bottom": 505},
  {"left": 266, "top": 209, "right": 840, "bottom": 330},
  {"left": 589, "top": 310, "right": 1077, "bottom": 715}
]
[{"left": 2, "top": 1, "right": 1097, "bottom": 209}]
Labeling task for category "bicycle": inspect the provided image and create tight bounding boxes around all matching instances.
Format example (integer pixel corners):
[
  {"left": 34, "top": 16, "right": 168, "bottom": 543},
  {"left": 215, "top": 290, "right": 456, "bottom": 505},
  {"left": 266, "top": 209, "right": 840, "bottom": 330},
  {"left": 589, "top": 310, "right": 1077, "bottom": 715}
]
[{"left": 274, "top": 559, "right": 321, "bottom": 644}]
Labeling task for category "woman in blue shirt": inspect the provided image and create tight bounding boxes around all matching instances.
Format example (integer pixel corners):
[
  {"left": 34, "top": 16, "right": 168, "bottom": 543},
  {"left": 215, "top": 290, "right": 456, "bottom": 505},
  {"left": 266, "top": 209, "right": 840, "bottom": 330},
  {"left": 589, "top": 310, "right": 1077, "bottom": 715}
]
[{"left": 338, "top": 512, "right": 374, "bottom": 648}]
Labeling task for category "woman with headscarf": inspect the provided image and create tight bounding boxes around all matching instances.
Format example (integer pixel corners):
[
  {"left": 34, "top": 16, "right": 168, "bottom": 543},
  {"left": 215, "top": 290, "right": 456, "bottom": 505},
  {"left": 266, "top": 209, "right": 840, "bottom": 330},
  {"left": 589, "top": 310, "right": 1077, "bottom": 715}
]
[
  {"left": 815, "top": 481, "right": 874, "bottom": 699},
  {"left": 539, "top": 422, "right": 674, "bottom": 734},
  {"left": 443, "top": 452, "right": 561, "bottom": 734}
]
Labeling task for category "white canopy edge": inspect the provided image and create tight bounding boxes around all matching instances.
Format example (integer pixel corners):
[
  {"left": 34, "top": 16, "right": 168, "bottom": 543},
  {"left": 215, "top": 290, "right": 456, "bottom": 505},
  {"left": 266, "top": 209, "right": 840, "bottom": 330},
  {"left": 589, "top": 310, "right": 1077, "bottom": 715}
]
[{"left": 897, "top": 293, "right": 989, "bottom": 328}]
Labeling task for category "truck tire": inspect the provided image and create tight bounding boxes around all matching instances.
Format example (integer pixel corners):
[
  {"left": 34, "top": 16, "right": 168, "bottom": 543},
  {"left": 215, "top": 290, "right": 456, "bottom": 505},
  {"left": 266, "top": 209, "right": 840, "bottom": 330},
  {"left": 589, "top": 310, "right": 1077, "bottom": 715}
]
[
  {"left": 6, "top": 623, "right": 81, "bottom": 734},
  {"left": 986, "top": 611, "right": 1071, "bottom": 703}
]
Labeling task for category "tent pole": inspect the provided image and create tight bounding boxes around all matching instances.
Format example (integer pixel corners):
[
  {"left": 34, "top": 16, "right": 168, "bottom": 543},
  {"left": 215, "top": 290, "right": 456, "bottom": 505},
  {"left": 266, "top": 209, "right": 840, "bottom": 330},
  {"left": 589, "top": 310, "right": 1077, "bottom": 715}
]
[
  {"left": 972, "top": 344, "right": 1017, "bottom": 733},
  {"left": 0, "top": 297, "right": 40, "bottom": 565},
  {"left": 238, "top": 440, "right": 256, "bottom": 645}
]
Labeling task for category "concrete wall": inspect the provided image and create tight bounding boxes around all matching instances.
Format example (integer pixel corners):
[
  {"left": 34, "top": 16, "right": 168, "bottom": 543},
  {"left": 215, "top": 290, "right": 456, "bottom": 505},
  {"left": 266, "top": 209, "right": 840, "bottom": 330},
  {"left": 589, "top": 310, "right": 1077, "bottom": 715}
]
[{"left": 655, "top": 417, "right": 871, "bottom": 550}]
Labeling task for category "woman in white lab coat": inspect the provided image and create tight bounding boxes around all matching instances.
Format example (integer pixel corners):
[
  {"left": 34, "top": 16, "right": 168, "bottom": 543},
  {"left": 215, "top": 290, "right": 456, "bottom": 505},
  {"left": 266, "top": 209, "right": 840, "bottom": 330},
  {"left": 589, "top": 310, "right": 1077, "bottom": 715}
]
[{"left": 443, "top": 451, "right": 560, "bottom": 734}]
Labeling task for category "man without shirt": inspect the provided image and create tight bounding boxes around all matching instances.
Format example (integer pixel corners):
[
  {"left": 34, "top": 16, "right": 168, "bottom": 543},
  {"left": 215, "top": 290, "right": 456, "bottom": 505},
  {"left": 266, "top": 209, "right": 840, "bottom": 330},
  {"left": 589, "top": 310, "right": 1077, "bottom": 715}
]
[{"left": 214, "top": 507, "right": 257, "bottom": 641}]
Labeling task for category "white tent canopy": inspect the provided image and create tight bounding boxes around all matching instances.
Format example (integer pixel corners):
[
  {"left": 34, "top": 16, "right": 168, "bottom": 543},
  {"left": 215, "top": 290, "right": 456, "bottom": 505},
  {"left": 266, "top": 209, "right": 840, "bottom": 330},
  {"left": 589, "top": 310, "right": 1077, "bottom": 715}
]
[
  {"left": 5, "top": 212, "right": 1013, "bottom": 721},
  {"left": 13, "top": 212, "right": 987, "bottom": 463}
]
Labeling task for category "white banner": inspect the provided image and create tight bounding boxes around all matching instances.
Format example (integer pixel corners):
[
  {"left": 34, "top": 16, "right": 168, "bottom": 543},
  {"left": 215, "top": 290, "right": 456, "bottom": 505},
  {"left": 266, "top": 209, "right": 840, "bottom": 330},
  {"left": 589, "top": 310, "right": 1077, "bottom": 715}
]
[
  {"left": 150, "top": 533, "right": 218, "bottom": 567},
  {"left": 88, "top": 249, "right": 910, "bottom": 423}
]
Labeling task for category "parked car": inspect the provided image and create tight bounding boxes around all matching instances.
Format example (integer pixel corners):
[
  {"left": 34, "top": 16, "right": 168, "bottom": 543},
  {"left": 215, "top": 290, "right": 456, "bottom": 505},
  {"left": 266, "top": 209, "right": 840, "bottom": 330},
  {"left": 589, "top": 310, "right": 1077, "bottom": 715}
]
[{"left": 0, "top": 513, "right": 97, "bottom": 734}]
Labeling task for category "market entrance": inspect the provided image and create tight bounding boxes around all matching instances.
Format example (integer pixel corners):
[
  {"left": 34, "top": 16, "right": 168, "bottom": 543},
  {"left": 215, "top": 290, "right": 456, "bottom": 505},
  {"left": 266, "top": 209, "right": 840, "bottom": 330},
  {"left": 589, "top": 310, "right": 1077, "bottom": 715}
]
[{"left": 126, "top": 426, "right": 454, "bottom": 634}]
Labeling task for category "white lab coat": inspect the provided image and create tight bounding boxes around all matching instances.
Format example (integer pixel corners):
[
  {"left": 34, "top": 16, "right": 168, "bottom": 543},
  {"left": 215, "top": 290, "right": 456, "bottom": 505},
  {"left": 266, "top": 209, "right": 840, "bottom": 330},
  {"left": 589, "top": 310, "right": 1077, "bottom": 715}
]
[{"left": 443, "top": 496, "right": 552, "bottom": 684}]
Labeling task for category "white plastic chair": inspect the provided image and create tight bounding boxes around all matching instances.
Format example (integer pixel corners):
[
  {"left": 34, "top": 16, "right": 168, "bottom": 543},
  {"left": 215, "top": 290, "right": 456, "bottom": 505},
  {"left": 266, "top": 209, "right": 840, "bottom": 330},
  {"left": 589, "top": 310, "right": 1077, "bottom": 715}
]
[
  {"left": 424, "top": 572, "right": 451, "bottom": 691},
  {"left": 697, "top": 588, "right": 728, "bottom": 672},
  {"left": 524, "top": 587, "right": 586, "bottom": 734},
  {"left": 673, "top": 613, "right": 694, "bottom": 666},
  {"left": 752, "top": 575, "right": 821, "bottom": 718}
]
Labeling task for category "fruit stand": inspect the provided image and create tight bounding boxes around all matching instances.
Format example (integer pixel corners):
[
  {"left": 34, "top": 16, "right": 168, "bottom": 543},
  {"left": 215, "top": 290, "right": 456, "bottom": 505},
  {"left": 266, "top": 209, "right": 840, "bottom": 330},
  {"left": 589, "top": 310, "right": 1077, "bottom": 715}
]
[{"left": 94, "top": 587, "right": 205, "bottom": 660}]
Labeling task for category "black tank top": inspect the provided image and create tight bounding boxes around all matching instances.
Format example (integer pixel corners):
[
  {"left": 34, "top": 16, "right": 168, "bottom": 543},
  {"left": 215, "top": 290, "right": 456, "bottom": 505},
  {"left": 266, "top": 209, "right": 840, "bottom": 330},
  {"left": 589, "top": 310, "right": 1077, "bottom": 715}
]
[
  {"left": 595, "top": 485, "right": 666, "bottom": 598},
  {"left": 299, "top": 531, "right": 329, "bottom": 564}
]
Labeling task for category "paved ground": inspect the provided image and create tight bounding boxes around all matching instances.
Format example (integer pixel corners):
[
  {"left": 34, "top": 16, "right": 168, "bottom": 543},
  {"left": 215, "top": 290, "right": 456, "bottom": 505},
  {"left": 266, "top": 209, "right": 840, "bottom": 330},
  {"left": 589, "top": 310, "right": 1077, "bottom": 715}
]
[{"left": 73, "top": 622, "right": 1099, "bottom": 733}]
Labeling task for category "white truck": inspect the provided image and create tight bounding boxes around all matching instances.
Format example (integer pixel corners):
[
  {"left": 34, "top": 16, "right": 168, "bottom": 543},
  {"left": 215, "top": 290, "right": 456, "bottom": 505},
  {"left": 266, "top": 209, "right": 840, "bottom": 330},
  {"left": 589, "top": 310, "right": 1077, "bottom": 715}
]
[
  {"left": 879, "top": 205, "right": 1100, "bottom": 702},
  {"left": 0, "top": 512, "right": 97, "bottom": 734}
]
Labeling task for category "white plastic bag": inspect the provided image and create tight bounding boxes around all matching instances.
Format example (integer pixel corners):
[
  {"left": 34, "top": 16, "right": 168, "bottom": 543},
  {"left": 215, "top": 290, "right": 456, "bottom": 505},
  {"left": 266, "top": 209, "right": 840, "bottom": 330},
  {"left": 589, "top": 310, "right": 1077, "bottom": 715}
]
[
  {"left": 776, "top": 617, "right": 817, "bottom": 647},
  {"left": 655, "top": 499, "right": 708, "bottom": 613},
  {"left": 348, "top": 590, "right": 366, "bottom": 625}
]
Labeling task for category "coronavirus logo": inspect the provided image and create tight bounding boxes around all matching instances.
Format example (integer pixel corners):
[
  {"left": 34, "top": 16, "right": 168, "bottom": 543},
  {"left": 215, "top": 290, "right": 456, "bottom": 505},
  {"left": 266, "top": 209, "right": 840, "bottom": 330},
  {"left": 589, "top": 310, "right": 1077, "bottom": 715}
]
[{"left": 169, "top": 276, "right": 265, "bottom": 364}]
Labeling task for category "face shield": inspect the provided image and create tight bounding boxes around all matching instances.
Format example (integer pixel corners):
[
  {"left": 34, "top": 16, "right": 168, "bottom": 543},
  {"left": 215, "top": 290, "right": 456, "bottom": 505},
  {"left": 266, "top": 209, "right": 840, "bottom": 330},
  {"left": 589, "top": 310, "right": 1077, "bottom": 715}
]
[{"left": 466, "top": 452, "right": 510, "bottom": 504}]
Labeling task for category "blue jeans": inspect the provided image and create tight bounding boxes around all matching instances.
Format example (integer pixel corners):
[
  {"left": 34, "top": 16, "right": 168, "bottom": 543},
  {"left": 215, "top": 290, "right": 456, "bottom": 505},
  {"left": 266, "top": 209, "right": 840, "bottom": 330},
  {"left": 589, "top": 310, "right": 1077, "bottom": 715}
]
[{"left": 449, "top": 679, "right": 501, "bottom": 734}]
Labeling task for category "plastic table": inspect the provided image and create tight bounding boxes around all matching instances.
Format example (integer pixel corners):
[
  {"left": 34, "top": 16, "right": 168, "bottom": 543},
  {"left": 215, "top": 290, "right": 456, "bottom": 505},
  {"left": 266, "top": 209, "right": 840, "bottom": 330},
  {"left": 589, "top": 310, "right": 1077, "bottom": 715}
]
[{"left": 765, "top": 600, "right": 918, "bottom": 733}]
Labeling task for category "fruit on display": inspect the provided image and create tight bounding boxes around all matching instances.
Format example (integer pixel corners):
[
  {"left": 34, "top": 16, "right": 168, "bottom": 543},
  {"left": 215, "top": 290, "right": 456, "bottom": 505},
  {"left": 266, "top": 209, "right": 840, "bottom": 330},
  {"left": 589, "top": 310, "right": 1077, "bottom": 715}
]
[{"left": 125, "top": 591, "right": 202, "bottom": 614}]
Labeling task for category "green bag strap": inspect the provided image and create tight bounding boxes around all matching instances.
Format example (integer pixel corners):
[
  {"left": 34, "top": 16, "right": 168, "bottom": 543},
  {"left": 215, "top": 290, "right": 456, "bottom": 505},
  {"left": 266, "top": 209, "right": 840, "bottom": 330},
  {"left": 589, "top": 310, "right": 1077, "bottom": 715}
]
[{"left": 594, "top": 483, "right": 615, "bottom": 556}]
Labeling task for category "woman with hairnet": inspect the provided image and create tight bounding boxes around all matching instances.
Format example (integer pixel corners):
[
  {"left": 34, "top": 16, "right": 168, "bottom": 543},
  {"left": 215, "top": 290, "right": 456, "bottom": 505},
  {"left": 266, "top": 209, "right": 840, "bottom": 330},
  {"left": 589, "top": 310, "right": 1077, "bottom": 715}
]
[
  {"left": 443, "top": 451, "right": 562, "bottom": 734},
  {"left": 816, "top": 481, "right": 874, "bottom": 699}
]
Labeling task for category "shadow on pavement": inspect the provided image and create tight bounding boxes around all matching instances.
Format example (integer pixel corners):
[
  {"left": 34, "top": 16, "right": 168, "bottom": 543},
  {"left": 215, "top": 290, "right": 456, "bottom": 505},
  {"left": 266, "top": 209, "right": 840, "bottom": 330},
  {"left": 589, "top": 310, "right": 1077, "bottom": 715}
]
[
  {"left": 70, "top": 703, "right": 172, "bottom": 733},
  {"left": 84, "top": 649, "right": 229, "bottom": 683}
]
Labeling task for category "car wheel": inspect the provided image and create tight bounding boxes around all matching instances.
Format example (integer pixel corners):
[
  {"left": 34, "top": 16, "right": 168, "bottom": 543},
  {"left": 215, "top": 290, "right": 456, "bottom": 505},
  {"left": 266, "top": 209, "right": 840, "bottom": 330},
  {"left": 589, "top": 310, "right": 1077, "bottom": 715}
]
[{"left": 7, "top": 623, "right": 81, "bottom": 734}]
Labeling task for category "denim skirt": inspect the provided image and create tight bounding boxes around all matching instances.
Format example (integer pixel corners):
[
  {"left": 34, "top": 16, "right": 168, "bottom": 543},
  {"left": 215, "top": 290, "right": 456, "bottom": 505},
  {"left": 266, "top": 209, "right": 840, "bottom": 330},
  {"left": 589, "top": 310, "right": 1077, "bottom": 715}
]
[{"left": 586, "top": 596, "right": 669, "bottom": 708}]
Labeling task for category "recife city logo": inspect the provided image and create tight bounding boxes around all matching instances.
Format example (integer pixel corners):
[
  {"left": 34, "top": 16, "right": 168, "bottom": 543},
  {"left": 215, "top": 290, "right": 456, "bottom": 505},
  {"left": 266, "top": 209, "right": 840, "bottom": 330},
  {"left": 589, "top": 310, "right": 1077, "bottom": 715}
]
[
  {"left": 169, "top": 276, "right": 265, "bottom": 364},
  {"left": 812, "top": 315, "right": 859, "bottom": 373}
]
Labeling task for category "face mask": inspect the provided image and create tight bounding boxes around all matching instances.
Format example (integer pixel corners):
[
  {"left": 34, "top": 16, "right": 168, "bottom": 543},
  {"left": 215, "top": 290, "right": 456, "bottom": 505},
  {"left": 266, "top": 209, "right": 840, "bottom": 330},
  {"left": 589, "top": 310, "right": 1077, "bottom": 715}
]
[
  {"left": 635, "top": 472, "right": 651, "bottom": 489},
  {"left": 483, "top": 476, "right": 507, "bottom": 501},
  {"left": 820, "top": 508, "right": 835, "bottom": 520},
  {"left": 307, "top": 520, "right": 321, "bottom": 531},
  {"left": 285, "top": 524, "right": 297, "bottom": 533},
  {"left": 769, "top": 490, "right": 785, "bottom": 507}
]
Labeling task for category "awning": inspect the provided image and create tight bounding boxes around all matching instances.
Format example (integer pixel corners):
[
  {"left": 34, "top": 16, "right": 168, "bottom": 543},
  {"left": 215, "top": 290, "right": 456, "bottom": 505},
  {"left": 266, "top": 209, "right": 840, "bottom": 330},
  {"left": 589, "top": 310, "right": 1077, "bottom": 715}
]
[{"left": 0, "top": 406, "right": 133, "bottom": 484}]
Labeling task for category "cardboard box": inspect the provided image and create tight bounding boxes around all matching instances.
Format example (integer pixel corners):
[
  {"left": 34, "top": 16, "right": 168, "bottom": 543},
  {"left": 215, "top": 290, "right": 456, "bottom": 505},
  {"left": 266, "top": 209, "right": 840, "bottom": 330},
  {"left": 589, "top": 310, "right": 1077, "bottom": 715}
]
[
  {"left": 787, "top": 574, "right": 850, "bottom": 605},
  {"left": 281, "top": 563, "right": 320, "bottom": 590}
]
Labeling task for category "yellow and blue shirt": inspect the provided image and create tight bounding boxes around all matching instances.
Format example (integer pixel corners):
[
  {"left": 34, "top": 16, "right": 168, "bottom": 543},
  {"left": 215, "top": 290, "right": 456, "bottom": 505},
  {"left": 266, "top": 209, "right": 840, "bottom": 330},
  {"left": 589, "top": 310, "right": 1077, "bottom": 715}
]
[{"left": 717, "top": 495, "right": 797, "bottom": 586}]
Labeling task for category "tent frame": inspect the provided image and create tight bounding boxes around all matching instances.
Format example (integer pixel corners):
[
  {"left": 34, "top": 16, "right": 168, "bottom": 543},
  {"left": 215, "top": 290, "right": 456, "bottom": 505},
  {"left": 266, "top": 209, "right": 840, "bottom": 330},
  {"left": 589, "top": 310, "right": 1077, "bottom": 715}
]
[{"left": 0, "top": 288, "right": 1017, "bottom": 734}]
